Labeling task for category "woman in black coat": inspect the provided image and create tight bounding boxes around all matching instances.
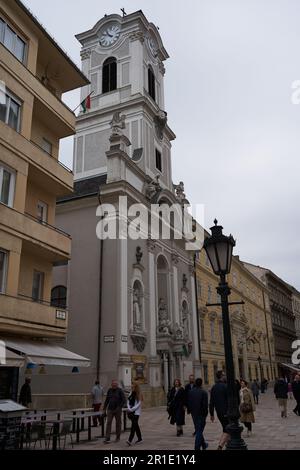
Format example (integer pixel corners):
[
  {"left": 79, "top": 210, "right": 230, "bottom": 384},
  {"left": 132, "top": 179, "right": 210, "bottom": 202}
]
[{"left": 167, "top": 379, "right": 186, "bottom": 436}]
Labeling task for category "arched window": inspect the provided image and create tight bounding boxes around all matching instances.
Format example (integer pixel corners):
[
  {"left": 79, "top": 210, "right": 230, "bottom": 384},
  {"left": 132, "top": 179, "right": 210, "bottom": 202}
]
[
  {"left": 148, "top": 66, "right": 155, "bottom": 101},
  {"left": 51, "top": 285, "right": 67, "bottom": 309},
  {"left": 102, "top": 57, "right": 117, "bottom": 93}
]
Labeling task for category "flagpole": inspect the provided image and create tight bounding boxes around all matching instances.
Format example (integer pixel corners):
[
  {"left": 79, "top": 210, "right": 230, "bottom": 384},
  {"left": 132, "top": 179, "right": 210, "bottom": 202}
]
[{"left": 72, "top": 90, "right": 94, "bottom": 113}]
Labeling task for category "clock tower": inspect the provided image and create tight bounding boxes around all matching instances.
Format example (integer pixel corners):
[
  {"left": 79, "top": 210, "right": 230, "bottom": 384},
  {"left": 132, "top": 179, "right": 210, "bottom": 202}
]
[{"left": 74, "top": 11, "right": 175, "bottom": 191}]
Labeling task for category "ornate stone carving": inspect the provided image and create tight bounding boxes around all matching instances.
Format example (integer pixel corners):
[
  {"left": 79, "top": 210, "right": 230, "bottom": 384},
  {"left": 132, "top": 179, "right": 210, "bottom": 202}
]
[
  {"left": 171, "top": 253, "right": 179, "bottom": 265},
  {"left": 131, "top": 333, "right": 147, "bottom": 352},
  {"left": 158, "top": 60, "right": 166, "bottom": 75},
  {"left": 129, "top": 31, "right": 145, "bottom": 43},
  {"left": 136, "top": 246, "right": 143, "bottom": 264},
  {"left": 110, "top": 111, "right": 126, "bottom": 136},
  {"left": 154, "top": 110, "right": 167, "bottom": 140},
  {"left": 182, "top": 274, "right": 188, "bottom": 289},
  {"left": 174, "top": 181, "right": 186, "bottom": 203},
  {"left": 157, "top": 298, "right": 172, "bottom": 335},
  {"left": 173, "top": 322, "right": 184, "bottom": 340},
  {"left": 145, "top": 175, "right": 161, "bottom": 201},
  {"left": 147, "top": 239, "right": 156, "bottom": 253},
  {"left": 132, "top": 288, "right": 142, "bottom": 330},
  {"left": 80, "top": 49, "right": 91, "bottom": 60}
]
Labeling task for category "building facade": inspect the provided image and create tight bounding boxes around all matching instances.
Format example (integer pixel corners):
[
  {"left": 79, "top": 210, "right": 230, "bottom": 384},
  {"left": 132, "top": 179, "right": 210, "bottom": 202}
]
[
  {"left": 196, "top": 252, "right": 277, "bottom": 387},
  {"left": 243, "top": 262, "right": 297, "bottom": 378},
  {"left": 0, "top": 0, "right": 89, "bottom": 402},
  {"left": 40, "top": 11, "right": 202, "bottom": 407},
  {"left": 291, "top": 286, "right": 300, "bottom": 340}
]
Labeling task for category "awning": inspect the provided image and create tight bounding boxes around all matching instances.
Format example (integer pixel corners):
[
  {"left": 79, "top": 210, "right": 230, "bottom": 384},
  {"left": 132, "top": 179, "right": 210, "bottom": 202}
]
[
  {"left": 3, "top": 338, "right": 90, "bottom": 367},
  {"left": 280, "top": 363, "right": 300, "bottom": 373},
  {"left": 0, "top": 348, "right": 25, "bottom": 368}
]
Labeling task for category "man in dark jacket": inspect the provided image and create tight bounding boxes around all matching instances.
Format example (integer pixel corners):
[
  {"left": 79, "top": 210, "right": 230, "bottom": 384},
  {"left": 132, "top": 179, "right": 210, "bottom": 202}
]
[
  {"left": 209, "top": 370, "right": 229, "bottom": 450},
  {"left": 274, "top": 377, "right": 288, "bottom": 418},
  {"left": 19, "top": 378, "right": 32, "bottom": 408},
  {"left": 188, "top": 378, "right": 208, "bottom": 450},
  {"left": 292, "top": 374, "right": 300, "bottom": 416},
  {"left": 103, "top": 380, "right": 126, "bottom": 443}
]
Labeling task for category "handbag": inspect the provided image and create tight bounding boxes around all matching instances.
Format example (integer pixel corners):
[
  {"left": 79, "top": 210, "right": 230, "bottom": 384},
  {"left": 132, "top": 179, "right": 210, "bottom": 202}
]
[
  {"left": 127, "top": 411, "right": 135, "bottom": 420},
  {"left": 240, "top": 402, "right": 252, "bottom": 413}
]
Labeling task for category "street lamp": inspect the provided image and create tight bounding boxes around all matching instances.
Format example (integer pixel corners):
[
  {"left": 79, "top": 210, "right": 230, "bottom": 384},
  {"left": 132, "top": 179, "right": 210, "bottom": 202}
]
[{"left": 204, "top": 220, "right": 247, "bottom": 450}]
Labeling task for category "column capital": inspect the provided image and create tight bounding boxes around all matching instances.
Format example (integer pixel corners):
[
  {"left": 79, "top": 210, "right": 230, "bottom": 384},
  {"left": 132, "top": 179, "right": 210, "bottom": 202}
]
[{"left": 80, "top": 48, "right": 91, "bottom": 60}]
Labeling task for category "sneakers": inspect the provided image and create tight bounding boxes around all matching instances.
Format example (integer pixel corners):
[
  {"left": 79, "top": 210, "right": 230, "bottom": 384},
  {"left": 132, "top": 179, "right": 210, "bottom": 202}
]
[
  {"left": 126, "top": 440, "right": 132, "bottom": 446},
  {"left": 135, "top": 439, "right": 143, "bottom": 444}
]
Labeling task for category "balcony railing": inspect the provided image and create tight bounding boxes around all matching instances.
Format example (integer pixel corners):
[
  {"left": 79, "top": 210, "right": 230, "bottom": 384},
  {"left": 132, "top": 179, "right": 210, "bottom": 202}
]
[
  {"left": 24, "top": 211, "right": 71, "bottom": 239},
  {"left": 29, "top": 139, "right": 73, "bottom": 173}
]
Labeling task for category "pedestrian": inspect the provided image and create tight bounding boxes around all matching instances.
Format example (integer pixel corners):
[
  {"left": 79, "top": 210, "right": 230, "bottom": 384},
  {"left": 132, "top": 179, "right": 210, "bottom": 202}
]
[
  {"left": 19, "top": 378, "right": 32, "bottom": 408},
  {"left": 126, "top": 381, "right": 143, "bottom": 446},
  {"left": 209, "top": 370, "right": 230, "bottom": 450},
  {"left": 103, "top": 379, "right": 126, "bottom": 443},
  {"left": 260, "top": 378, "right": 267, "bottom": 394},
  {"left": 239, "top": 379, "right": 255, "bottom": 437},
  {"left": 288, "top": 382, "right": 293, "bottom": 400},
  {"left": 184, "top": 374, "right": 195, "bottom": 435},
  {"left": 188, "top": 378, "right": 208, "bottom": 450},
  {"left": 251, "top": 379, "right": 260, "bottom": 405},
  {"left": 292, "top": 374, "right": 300, "bottom": 416},
  {"left": 91, "top": 380, "right": 104, "bottom": 427},
  {"left": 274, "top": 376, "right": 288, "bottom": 418},
  {"left": 167, "top": 378, "right": 186, "bottom": 436}
]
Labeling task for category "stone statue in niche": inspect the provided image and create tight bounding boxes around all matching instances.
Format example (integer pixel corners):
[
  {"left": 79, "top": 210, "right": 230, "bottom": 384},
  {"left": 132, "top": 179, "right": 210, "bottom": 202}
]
[
  {"left": 182, "top": 274, "right": 188, "bottom": 289},
  {"left": 158, "top": 298, "right": 172, "bottom": 335},
  {"left": 136, "top": 246, "right": 143, "bottom": 264},
  {"left": 133, "top": 287, "right": 142, "bottom": 329},
  {"left": 110, "top": 111, "right": 126, "bottom": 136}
]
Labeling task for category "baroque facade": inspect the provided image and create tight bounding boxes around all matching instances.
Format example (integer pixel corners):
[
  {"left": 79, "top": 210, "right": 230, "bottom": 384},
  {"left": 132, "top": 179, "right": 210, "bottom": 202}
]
[
  {"left": 196, "top": 252, "right": 277, "bottom": 387},
  {"left": 0, "top": 0, "right": 89, "bottom": 402}
]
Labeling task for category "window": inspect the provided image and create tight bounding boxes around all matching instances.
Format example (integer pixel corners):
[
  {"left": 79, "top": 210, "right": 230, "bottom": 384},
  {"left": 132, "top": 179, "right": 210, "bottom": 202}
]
[
  {"left": 210, "top": 319, "right": 215, "bottom": 342},
  {"left": 51, "top": 285, "right": 67, "bottom": 309},
  {"left": 0, "top": 164, "right": 15, "bottom": 206},
  {"left": 42, "top": 138, "right": 52, "bottom": 155},
  {"left": 0, "top": 18, "right": 26, "bottom": 63},
  {"left": 0, "top": 249, "right": 8, "bottom": 293},
  {"left": 0, "top": 87, "right": 21, "bottom": 131},
  {"left": 37, "top": 201, "right": 48, "bottom": 223},
  {"left": 155, "top": 149, "right": 162, "bottom": 172},
  {"left": 203, "top": 364, "right": 209, "bottom": 385},
  {"left": 207, "top": 284, "right": 212, "bottom": 303},
  {"left": 102, "top": 57, "right": 117, "bottom": 93},
  {"left": 32, "top": 271, "right": 44, "bottom": 302},
  {"left": 148, "top": 66, "right": 156, "bottom": 101}
]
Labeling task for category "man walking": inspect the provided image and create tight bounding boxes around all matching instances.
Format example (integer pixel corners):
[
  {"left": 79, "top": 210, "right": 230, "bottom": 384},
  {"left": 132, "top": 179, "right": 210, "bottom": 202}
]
[
  {"left": 292, "top": 374, "right": 300, "bottom": 416},
  {"left": 103, "top": 380, "right": 126, "bottom": 443},
  {"left": 274, "top": 376, "right": 288, "bottom": 418},
  {"left": 251, "top": 379, "right": 260, "bottom": 405},
  {"left": 209, "top": 370, "right": 230, "bottom": 450},
  {"left": 91, "top": 380, "right": 104, "bottom": 426},
  {"left": 188, "top": 378, "right": 208, "bottom": 450},
  {"left": 185, "top": 374, "right": 195, "bottom": 435}
]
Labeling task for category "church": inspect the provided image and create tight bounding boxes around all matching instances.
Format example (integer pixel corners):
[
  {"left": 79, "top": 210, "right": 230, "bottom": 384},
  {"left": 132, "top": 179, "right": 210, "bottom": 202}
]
[{"left": 38, "top": 10, "right": 201, "bottom": 407}]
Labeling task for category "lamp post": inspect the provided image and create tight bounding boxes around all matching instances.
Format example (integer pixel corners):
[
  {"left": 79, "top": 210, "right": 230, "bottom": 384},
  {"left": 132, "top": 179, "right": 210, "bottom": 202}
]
[{"left": 204, "top": 220, "right": 247, "bottom": 450}]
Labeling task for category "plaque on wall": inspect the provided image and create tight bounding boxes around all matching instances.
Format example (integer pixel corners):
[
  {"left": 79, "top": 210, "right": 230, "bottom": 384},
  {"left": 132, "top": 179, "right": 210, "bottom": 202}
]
[
  {"left": 121, "top": 335, "right": 128, "bottom": 342},
  {"left": 103, "top": 335, "right": 115, "bottom": 343}
]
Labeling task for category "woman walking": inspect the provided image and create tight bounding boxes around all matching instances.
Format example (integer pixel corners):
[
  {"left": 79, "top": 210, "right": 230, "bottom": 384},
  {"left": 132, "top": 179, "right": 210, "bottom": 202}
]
[
  {"left": 239, "top": 379, "right": 255, "bottom": 437},
  {"left": 126, "top": 382, "right": 143, "bottom": 445},
  {"left": 167, "top": 379, "right": 186, "bottom": 436}
]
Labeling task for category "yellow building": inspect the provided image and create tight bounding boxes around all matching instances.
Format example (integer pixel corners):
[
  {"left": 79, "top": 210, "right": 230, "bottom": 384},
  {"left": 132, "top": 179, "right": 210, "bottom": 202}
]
[
  {"left": 196, "top": 250, "right": 277, "bottom": 387},
  {"left": 0, "top": 0, "right": 89, "bottom": 399}
]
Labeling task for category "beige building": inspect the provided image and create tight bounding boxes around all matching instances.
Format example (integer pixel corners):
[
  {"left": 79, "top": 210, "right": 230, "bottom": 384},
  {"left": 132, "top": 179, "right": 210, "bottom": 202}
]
[
  {"left": 196, "top": 250, "right": 277, "bottom": 387},
  {"left": 0, "top": 0, "right": 89, "bottom": 401}
]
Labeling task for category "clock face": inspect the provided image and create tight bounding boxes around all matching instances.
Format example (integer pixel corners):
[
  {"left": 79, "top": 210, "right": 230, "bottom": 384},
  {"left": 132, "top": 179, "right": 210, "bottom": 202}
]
[
  {"left": 99, "top": 24, "right": 121, "bottom": 47},
  {"left": 147, "top": 37, "right": 157, "bottom": 57}
]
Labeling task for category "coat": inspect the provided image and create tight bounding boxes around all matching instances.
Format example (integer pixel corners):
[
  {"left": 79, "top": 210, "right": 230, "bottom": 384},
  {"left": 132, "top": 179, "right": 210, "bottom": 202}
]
[
  {"left": 292, "top": 380, "right": 300, "bottom": 401},
  {"left": 239, "top": 387, "right": 255, "bottom": 423},
  {"left": 188, "top": 387, "right": 208, "bottom": 419},
  {"left": 167, "top": 386, "right": 185, "bottom": 426},
  {"left": 274, "top": 379, "right": 288, "bottom": 399}
]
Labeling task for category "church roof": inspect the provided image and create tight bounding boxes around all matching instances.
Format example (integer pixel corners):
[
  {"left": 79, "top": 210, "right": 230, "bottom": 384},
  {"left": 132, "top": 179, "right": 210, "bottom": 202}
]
[{"left": 57, "top": 174, "right": 107, "bottom": 203}]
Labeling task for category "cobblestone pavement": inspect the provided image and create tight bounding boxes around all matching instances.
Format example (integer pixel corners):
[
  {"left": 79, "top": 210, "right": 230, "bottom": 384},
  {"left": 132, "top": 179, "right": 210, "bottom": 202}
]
[{"left": 72, "top": 389, "right": 300, "bottom": 450}]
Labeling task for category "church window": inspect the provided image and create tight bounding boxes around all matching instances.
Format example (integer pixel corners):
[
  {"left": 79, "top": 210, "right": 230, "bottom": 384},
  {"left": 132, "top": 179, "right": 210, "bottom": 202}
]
[
  {"left": 148, "top": 66, "right": 156, "bottom": 101},
  {"left": 102, "top": 57, "right": 117, "bottom": 93},
  {"left": 155, "top": 149, "right": 162, "bottom": 172}
]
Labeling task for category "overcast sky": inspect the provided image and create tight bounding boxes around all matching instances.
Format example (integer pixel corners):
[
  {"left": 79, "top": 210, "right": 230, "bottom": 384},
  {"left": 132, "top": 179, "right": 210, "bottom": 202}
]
[{"left": 24, "top": 0, "right": 300, "bottom": 290}]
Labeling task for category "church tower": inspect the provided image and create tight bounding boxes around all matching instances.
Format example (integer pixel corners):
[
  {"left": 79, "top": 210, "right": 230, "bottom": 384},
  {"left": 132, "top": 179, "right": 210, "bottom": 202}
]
[{"left": 74, "top": 11, "right": 175, "bottom": 191}]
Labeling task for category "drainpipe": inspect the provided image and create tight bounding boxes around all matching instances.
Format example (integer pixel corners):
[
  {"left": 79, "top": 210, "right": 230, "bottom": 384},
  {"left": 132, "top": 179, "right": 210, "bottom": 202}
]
[
  {"left": 193, "top": 253, "right": 202, "bottom": 364},
  {"left": 96, "top": 188, "right": 104, "bottom": 381}
]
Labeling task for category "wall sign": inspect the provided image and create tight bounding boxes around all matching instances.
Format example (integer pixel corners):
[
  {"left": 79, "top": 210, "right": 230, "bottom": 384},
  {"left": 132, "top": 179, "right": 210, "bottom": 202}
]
[
  {"left": 104, "top": 335, "right": 115, "bottom": 343},
  {"left": 56, "top": 310, "right": 66, "bottom": 320},
  {"left": 121, "top": 335, "right": 128, "bottom": 342}
]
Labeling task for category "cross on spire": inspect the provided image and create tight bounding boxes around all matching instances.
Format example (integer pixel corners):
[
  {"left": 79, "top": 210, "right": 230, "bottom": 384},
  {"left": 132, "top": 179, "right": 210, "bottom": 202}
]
[{"left": 121, "top": 8, "right": 127, "bottom": 17}]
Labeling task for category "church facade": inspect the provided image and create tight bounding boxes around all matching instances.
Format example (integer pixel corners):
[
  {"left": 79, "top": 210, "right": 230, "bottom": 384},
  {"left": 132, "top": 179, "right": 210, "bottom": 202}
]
[{"left": 40, "top": 11, "right": 201, "bottom": 407}]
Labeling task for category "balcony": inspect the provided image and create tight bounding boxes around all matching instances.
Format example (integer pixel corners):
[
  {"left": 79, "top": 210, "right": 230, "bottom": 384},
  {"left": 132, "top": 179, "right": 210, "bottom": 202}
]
[
  {"left": 0, "top": 120, "right": 73, "bottom": 196},
  {"left": 1, "top": 43, "right": 76, "bottom": 137},
  {"left": 0, "top": 293, "right": 68, "bottom": 338},
  {"left": 0, "top": 203, "right": 71, "bottom": 262}
]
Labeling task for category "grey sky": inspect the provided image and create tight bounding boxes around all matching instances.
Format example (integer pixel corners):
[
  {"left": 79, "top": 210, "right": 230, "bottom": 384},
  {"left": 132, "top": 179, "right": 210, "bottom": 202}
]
[{"left": 24, "top": 0, "right": 300, "bottom": 289}]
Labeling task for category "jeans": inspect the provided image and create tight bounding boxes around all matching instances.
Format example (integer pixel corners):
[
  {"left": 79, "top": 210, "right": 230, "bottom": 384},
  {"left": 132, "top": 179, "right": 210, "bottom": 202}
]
[
  {"left": 93, "top": 403, "right": 101, "bottom": 426},
  {"left": 128, "top": 415, "right": 142, "bottom": 442},
  {"left": 105, "top": 407, "right": 122, "bottom": 440},
  {"left": 192, "top": 415, "right": 206, "bottom": 450}
]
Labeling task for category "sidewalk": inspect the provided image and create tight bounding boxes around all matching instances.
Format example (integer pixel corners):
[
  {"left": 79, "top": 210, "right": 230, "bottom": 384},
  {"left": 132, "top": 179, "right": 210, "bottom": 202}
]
[{"left": 72, "top": 389, "right": 300, "bottom": 450}]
